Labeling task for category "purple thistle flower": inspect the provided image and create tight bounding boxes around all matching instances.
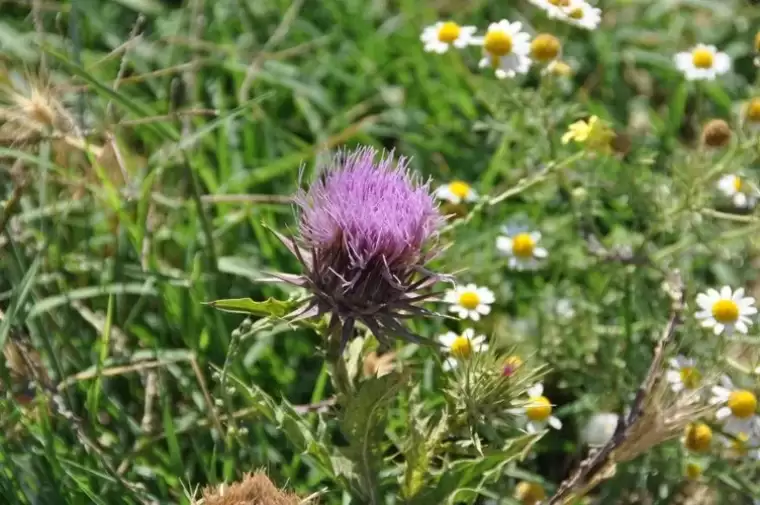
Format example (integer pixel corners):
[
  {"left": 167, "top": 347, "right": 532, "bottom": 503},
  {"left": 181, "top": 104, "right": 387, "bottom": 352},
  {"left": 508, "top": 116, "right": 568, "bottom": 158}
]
[{"left": 266, "top": 146, "right": 446, "bottom": 353}]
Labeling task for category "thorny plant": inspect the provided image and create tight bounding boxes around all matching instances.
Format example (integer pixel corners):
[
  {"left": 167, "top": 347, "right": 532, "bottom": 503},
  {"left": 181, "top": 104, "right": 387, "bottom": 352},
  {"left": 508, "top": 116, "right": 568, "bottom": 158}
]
[{"left": 4, "top": 1, "right": 760, "bottom": 505}]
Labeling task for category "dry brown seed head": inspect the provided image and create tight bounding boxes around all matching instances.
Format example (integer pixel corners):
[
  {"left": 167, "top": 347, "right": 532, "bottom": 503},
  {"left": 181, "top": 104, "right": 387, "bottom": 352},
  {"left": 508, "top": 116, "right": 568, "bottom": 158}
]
[
  {"left": 701, "top": 119, "right": 732, "bottom": 148},
  {"left": 201, "top": 471, "right": 307, "bottom": 505}
]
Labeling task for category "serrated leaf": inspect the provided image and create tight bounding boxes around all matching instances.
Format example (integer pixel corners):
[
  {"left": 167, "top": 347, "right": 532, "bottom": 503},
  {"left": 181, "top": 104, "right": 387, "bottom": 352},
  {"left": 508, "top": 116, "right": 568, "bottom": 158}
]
[
  {"left": 203, "top": 297, "right": 298, "bottom": 317},
  {"left": 341, "top": 373, "right": 405, "bottom": 444},
  {"left": 408, "top": 432, "right": 544, "bottom": 505},
  {"left": 402, "top": 410, "right": 449, "bottom": 499},
  {"left": 340, "top": 373, "right": 406, "bottom": 504}
]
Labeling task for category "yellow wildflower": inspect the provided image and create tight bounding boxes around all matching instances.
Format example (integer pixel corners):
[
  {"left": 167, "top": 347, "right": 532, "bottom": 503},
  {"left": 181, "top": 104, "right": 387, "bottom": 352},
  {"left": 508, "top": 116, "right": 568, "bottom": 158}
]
[{"left": 561, "top": 115, "right": 614, "bottom": 152}]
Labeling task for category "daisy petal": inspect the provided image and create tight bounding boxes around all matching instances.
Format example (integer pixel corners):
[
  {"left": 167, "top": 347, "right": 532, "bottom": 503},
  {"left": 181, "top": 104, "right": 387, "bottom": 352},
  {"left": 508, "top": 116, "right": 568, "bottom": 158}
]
[
  {"left": 716, "top": 407, "right": 731, "bottom": 420},
  {"left": 528, "top": 383, "right": 544, "bottom": 397}
]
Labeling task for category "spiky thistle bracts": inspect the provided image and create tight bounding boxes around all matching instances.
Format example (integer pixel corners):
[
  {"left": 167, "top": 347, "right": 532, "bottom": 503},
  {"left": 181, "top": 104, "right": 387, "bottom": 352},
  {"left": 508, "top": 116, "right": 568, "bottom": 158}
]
[{"left": 266, "top": 146, "right": 446, "bottom": 353}]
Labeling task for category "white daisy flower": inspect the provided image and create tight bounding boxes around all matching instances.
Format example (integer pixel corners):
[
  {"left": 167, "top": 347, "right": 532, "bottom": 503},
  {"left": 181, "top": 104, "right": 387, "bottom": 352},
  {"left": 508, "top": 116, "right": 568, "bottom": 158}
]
[
  {"left": 444, "top": 283, "right": 495, "bottom": 321},
  {"left": 475, "top": 20, "right": 531, "bottom": 79},
  {"left": 496, "top": 227, "right": 548, "bottom": 270},
  {"left": 420, "top": 21, "right": 477, "bottom": 54},
  {"left": 666, "top": 356, "right": 702, "bottom": 393},
  {"left": 717, "top": 174, "right": 757, "bottom": 209},
  {"left": 674, "top": 44, "right": 731, "bottom": 81},
  {"left": 527, "top": 0, "right": 570, "bottom": 19},
  {"left": 517, "top": 383, "right": 562, "bottom": 433},
  {"left": 711, "top": 375, "right": 759, "bottom": 436},
  {"left": 434, "top": 180, "right": 478, "bottom": 204},
  {"left": 562, "top": 0, "right": 602, "bottom": 30},
  {"left": 695, "top": 286, "right": 756, "bottom": 335},
  {"left": 438, "top": 328, "right": 488, "bottom": 371},
  {"left": 581, "top": 412, "right": 619, "bottom": 447}
]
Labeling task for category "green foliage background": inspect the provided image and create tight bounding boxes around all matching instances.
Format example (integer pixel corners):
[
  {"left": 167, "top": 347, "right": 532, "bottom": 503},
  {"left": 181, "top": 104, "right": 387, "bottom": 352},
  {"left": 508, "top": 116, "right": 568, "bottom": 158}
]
[{"left": 2, "top": 0, "right": 760, "bottom": 503}]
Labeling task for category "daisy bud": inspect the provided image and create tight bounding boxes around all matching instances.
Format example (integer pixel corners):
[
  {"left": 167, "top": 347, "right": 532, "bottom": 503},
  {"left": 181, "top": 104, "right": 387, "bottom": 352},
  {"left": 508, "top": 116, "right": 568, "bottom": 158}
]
[
  {"left": 530, "top": 33, "right": 561, "bottom": 62},
  {"left": 743, "top": 98, "right": 760, "bottom": 130},
  {"left": 701, "top": 119, "right": 732, "bottom": 148},
  {"left": 514, "top": 481, "right": 546, "bottom": 505},
  {"left": 685, "top": 461, "right": 703, "bottom": 480},
  {"left": 266, "top": 146, "right": 445, "bottom": 352},
  {"left": 683, "top": 422, "right": 712, "bottom": 453},
  {"left": 546, "top": 60, "right": 573, "bottom": 77}
]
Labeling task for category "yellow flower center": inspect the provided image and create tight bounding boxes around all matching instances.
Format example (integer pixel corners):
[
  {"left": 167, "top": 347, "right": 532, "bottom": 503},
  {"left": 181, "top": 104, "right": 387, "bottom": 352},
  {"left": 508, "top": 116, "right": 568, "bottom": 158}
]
[
  {"left": 484, "top": 30, "right": 513, "bottom": 56},
  {"left": 458, "top": 291, "right": 481, "bottom": 310},
  {"left": 733, "top": 176, "right": 743, "bottom": 192},
  {"left": 515, "top": 481, "right": 546, "bottom": 505},
  {"left": 728, "top": 390, "right": 757, "bottom": 418},
  {"left": 437, "top": 22, "right": 461, "bottom": 44},
  {"left": 448, "top": 180, "right": 471, "bottom": 200},
  {"left": 679, "top": 367, "right": 701, "bottom": 389},
  {"left": 450, "top": 335, "right": 473, "bottom": 358},
  {"left": 530, "top": 34, "right": 561, "bottom": 62},
  {"left": 568, "top": 7, "right": 584, "bottom": 19},
  {"left": 548, "top": 0, "right": 570, "bottom": 5},
  {"left": 503, "top": 355, "right": 523, "bottom": 376},
  {"left": 685, "top": 462, "right": 702, "bottom": 480},
  {"left": 526, "top": 395, "right": 552, "bottom": 421},
  {"left": 746, "top": 98, "right": 760, "bottom": 122},
  {"left": 691, "top": 48, "right": 714, "bottom": 69},
  {"left": 511, "top": 233, "right": 535, "bottom": 259},
  {"left": 684, "top": 423, "right": 712, "bottom": 453},
  {"left": 711, "top": 299, "right": 739, "bottom": 324}
]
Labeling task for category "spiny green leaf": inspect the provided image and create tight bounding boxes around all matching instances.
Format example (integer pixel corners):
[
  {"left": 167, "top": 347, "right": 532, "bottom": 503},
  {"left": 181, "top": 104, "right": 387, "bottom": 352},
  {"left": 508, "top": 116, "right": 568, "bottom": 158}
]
[
  {"left": 340, "top": 372, "right": 407, "bottom": 504},
  {"left": 402, "top": 409, "right": 449, "bottom": 499},
  {"left": 408, "top": 432, "right": 544, "bottom": 505}
]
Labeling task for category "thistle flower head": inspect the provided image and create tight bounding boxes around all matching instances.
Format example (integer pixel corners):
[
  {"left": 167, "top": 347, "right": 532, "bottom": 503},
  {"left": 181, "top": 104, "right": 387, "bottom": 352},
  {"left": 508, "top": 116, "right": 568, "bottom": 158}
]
[
  {"left": 297, "top": 147, "right": 441, "bottom": 269},
  {"left": 268, "top": 146, "right": 445, "bottom": 352}
]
